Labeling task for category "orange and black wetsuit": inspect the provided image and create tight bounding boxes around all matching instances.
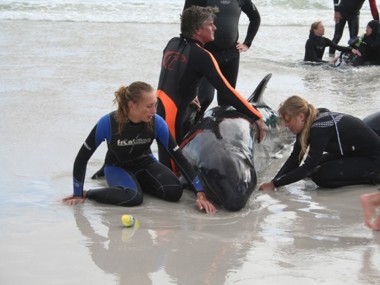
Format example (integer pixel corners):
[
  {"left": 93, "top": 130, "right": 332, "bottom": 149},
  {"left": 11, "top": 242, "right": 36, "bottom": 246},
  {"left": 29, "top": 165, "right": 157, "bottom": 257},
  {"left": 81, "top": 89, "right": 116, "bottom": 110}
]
[
  {"left": 157, "top": 35, "right": 262, "bottom": 170},
  {"left": 184, "top": 0, "right": 261, "bottom": 113}
]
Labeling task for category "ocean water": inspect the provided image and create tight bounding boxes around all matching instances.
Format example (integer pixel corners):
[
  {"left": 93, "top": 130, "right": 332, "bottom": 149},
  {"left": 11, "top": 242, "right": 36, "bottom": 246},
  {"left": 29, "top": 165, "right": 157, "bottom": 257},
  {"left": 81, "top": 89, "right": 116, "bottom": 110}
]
[
  {"left": 1, "top": 1, "right": 380, "bottom": 285},
  {"left": 2, "top": 0, "right": 378, "bottom": 115},
  {"left": 0, "top": 0, "right": 336, "bottom": 24}
]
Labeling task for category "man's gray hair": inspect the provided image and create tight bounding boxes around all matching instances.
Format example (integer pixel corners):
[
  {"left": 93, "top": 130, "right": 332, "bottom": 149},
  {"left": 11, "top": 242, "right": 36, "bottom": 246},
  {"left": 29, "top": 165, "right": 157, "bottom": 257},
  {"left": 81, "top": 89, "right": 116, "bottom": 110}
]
[{"left": 181, "top": 6, "right": 219, "bottom": 38}]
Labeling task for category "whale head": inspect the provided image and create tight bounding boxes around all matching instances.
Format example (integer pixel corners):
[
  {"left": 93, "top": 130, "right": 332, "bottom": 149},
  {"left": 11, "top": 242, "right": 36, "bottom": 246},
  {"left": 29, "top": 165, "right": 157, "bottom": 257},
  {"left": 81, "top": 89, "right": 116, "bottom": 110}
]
[{"left": 180, "top": 74, "right": 294, "bottom": 211}]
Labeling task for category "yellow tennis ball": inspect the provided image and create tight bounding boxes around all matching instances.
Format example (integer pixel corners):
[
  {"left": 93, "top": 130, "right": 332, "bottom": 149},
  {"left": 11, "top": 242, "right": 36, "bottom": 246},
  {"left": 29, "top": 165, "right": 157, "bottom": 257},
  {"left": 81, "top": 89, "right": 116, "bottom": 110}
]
[{"left": 121, "top": 214, "right": 136, "bottom": 227}]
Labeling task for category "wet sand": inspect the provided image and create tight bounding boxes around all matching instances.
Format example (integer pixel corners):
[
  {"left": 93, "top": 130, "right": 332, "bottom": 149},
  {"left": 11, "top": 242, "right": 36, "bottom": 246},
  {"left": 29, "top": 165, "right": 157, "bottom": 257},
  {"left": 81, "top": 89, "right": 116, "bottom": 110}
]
[{"left": 0, "top": 20, "right": 379, "bottom": 285}]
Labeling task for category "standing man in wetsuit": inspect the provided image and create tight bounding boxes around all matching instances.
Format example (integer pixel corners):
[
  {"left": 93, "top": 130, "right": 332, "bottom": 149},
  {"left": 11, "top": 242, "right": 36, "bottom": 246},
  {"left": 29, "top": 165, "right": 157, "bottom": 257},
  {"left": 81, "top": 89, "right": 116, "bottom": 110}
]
[
  {"left": 329, "top": 0, "right": 379, "bottom": 56},
  {"left": 157, "top": 5, "right": 265, "bottom": 171},
  {"left": 183, "top": 0, "right": 261, "bottom": 120}
]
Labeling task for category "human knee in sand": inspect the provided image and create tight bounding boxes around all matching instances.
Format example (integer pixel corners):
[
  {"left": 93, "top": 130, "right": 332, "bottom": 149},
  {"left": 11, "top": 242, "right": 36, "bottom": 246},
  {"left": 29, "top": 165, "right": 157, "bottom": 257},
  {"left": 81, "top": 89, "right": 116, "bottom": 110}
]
[{"left": 360, "top": 191, "right": 380, "bottom": 230}]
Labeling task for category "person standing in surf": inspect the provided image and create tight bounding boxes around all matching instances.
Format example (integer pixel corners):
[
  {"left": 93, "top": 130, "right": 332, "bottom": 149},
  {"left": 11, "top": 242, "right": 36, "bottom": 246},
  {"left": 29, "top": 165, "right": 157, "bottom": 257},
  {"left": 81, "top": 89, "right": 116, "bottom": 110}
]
[
  {"left": 156, "top": 5, "right": 265, "bottom": 171},
  {"left": 259, "top": 95, "right": 380, "bottom": 191},
  {"left": 183, "top": 0, "right": 261, "bottom": 121},
  {"left": 63, "top": 81, "right": 216, "bottom": 214}
]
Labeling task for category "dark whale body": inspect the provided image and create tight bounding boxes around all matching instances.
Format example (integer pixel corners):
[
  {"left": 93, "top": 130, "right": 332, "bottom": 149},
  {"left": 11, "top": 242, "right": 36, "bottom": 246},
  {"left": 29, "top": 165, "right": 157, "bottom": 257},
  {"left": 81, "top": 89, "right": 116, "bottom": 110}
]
[
  {"left": 363, "top": 110, "right": 380, "bottom": 137},
  {"left": 180, "top": 74, "right": 294, "bottom": 211}
]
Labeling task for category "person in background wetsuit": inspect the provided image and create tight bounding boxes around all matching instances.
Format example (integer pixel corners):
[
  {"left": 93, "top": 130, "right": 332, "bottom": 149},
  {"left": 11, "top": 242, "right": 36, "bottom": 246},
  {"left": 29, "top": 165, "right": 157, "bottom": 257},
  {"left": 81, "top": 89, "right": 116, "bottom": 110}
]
[
  {"left": 157, "top": 5, "right": 265, "bottom": 171},
  {"left": 63, "top": 81, "right": 216, "bottom": 214},
  {"left": 352, "top": 19, "right": 380, "bottom": 66},
  {"left": 259, "top": 95, "right": 380, "bottom": 191},
  {"left": 329, "top": 0, "right": 379, "bottom": 56},
  {"left": 183, "top": 0, "right": 261, "bottom": 120},
  {"left": 304, "top": 21, "right": 360, "bottom": 62}
]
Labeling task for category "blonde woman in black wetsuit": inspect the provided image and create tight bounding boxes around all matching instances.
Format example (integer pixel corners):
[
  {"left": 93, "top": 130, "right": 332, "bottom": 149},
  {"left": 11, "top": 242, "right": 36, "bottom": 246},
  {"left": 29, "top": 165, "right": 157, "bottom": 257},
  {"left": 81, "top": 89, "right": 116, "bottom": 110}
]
[
  {"left": 259, "top": 96, "right": 380, "bottom": 191},
  {"left": 63, "top": 81, "right": 216, "bottom": 214},
  {"left": 304, "top": 21, "right": 359, "bottom": 63}
]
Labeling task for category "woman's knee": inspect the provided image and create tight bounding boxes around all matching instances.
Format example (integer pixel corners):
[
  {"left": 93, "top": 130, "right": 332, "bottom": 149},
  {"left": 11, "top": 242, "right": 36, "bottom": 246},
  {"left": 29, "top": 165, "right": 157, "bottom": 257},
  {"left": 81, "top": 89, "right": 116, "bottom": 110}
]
[
  {"left": 311, "top": 176, "right": 340, "bottom": 188},
  {"left": 311, "top": 168, "right": 338, "bottom": 188},
  {"left": 147, "top": 183, "right": 183, "bottom": 202},
  {"left": 139, "top": 162, "right": 183, "bottom": 201},
  {"left": 163, "top": 184, "right": 183, "bottom": 202},
  {"left": 118, "top": 190, "right": 143, "bottom": 206},
  {"left": 87, "top": 187, "right": 143, "bottom": 207}
]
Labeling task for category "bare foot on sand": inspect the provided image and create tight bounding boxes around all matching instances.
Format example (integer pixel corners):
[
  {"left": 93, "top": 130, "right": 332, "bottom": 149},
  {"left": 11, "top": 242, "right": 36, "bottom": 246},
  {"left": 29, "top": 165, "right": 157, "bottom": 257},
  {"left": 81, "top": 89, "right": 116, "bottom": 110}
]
[{"left": 360, "top": 192, "right": 380, "bottom": 230}]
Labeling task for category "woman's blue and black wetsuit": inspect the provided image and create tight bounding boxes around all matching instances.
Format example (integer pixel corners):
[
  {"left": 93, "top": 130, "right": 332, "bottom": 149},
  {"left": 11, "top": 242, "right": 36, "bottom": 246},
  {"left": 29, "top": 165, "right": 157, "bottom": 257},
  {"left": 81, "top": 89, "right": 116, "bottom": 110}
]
[
  {"left": 272, "top": 108, "right": 380, "bottom": 188},
  {"left": 157, "top": 35, "right": 262, "bottom": 170},
  {"left": 183, "top": 0, "right": 260, "bottom": 118},
  {"left": 73, "top": 113, "right": 203, "bottom": 206}
]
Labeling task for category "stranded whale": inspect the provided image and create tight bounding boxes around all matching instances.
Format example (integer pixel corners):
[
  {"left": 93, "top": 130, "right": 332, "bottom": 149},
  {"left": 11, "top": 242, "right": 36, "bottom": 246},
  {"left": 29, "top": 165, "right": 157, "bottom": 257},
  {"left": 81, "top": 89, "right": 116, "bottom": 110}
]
[
  {"left": 363, "top": 110, "right": 380, "bottom": 137},
  {"left": 89, "top": 74, "right": 379, "bottom": 211},
  {"left": 180, "top": 74, "right": 294, "bottom": 211},
  {"left": 180, "top": 75, "right": 380, "bottom": 211}
]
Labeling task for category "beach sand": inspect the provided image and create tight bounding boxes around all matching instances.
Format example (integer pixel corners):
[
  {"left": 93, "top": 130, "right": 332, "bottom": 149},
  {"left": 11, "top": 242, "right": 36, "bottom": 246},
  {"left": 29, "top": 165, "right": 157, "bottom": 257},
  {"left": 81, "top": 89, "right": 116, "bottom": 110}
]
[{"left": 0, "top": 20, "right": 380, "bottom": 285}]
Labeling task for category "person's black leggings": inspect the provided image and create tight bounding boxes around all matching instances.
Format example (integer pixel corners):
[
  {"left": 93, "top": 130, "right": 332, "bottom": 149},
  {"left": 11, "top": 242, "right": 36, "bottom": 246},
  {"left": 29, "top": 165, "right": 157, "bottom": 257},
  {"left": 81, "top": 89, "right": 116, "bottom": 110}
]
[
  {"left": 87, "top": 162, "right": 183, "bottom": 206},
  {"left": 329, "top": 13, "right": 360, "bottom": 54},
  {"left": 311, "top": 153, "right": 380, "bottom": 187}
]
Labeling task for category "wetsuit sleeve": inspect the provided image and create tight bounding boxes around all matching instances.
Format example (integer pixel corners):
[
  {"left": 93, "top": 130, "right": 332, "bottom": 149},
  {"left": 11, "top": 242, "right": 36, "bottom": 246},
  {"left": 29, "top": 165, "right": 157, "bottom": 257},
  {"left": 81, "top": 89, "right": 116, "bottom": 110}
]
[
  {"left": 193, "top": 44, "right": 263, "bottom": 120},
  {"left": 272, "top": 127, "right": 334, "bottom": 188},
  {"left": 154, "top": 115, "right": 204, "bottom": 192},
  {"left": 326, "top": 37, "right": 352, "bottom": 53},
  {"left": 369, "top": 0, "right": 379, "bottom": 21},
  {"left": 183, "top": 0, "right": 205, "bottom": 9},
  {"left": 73, "top": 114, "right": 112, "bottom": 197},
  {"left": 272, "top": 140, "right": 301, "bottom": 185},
  {"left": 241, "top": 0, "right": 261, "bottom": 47}
]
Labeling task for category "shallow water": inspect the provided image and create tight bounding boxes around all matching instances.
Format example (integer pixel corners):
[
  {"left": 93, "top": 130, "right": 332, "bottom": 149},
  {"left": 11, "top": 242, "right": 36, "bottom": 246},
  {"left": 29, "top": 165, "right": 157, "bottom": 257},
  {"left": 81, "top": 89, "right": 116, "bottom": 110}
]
[{"left": 1, "top": 9, "right": 380, "bottom": 285}]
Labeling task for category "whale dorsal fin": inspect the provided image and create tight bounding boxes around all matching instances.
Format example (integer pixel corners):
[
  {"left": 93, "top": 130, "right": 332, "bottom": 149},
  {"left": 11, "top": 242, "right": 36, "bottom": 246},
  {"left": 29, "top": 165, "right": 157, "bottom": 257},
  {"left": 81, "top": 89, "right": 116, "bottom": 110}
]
[{"left": 247, "top": 73, "right": 272, "bottom": 103}]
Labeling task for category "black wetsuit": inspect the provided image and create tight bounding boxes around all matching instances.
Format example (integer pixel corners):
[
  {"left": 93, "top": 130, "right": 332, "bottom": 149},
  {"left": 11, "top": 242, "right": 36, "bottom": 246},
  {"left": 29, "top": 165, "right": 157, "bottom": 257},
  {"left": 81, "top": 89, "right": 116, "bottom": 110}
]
[
  {"left": 157, "top": 35, "right": 262, "bottom": 170},
  {"left": 352, "top": 20, "right": 380, "bottom": 66},
  {"left": 330, "top": 0, "right": 379, "bottom": 54},
  {"left": 304, "top": 32, "right": 353, "bottom": 62},
  {"left": 183, "top": 0, "right": 260, "bottom": 119},
  {"left": 272, "top": 109, "right": 380, "bottom": 188},
  {"left": 73, "top": 113, "right": 204, "bottom": 206}
]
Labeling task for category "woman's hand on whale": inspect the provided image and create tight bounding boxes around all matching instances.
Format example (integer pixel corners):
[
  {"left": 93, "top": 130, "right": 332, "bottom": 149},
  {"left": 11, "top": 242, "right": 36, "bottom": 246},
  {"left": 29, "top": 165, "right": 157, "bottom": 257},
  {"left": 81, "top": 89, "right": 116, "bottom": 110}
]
[
  {"left": 196, "top": 192, "right": 217, "bottom": 214},
  {"left": 258, "top": 182, "right": 275, "bottom": 191}
]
